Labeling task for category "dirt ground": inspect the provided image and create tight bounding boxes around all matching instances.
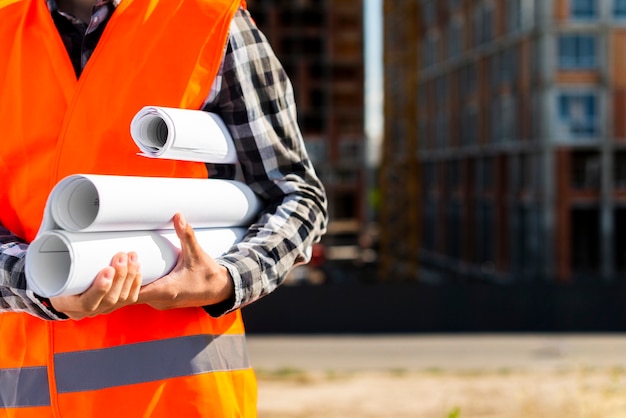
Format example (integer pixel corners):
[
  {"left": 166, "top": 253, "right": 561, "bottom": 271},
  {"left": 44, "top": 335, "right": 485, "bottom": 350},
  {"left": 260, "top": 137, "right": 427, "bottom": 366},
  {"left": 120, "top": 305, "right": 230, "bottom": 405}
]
[
  {"left": 248, "top": 334, "right": 626, "bottom": 418},
  {"left": 256, "top": 368, "right": 626, "bottom": 418}
]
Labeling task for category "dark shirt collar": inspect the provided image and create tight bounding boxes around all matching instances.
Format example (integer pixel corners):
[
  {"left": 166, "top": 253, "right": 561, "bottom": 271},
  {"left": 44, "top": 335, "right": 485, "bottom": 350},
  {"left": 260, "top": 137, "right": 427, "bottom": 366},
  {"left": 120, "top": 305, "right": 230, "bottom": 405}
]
[{"left": 47, "top": 0, "right": 120, "bottom": 20}]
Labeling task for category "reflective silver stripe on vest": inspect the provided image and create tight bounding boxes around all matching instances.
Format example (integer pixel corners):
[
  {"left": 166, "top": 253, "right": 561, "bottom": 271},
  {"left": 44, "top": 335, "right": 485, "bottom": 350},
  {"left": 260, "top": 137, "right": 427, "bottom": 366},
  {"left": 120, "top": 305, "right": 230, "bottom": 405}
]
[
  {"left": 54, "top": 334, "right": 249, "bottom": 393},
  {"left": 0, "top": 366, "right": 50, "bottom": 408}
]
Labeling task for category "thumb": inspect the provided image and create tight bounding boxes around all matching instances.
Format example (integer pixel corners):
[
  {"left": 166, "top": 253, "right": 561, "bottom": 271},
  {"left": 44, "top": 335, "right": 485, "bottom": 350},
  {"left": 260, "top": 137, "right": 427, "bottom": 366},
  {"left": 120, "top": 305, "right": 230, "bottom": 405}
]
[{"left": 173, "top": 213, "right": 202, "bottom": 262}]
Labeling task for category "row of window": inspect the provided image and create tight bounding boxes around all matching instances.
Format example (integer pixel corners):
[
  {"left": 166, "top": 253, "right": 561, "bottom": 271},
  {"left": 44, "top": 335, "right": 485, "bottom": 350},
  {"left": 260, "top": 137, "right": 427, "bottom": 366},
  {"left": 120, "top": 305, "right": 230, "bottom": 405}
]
[
  {"left": 558, "top": 34, "right": 597, "bottom": 69},
  {"left": 419, "top": 89, "right": 600, "bottom": 148},
  {"left": 422, "top": 3, "right": 622, "bottom": 70},
  {"left": 421, "top": 158, "right": 503, "bottom": 192},
  {"left": 422, "top": 0, "right": 524, "bottom": 28},
  {"left": 421, "top": 198, "right": 495, "bottom": 265},
  {"left": 422, "top": 0, "right": 626, "bottom": 27},
  {"left": 570, "top": 0, "right": 626, "bottom": 19},
  {"left": 421, "top": 148, "right": 626, "bottom": 193},
  {"left": 422, "top": 201, "right": 626, "bottom": 275},
  {"left": 422, "top": 1, "right": 525, "bottom": 67},
  {"left": 425, "top": 31, "right": 600, "bottom": 72}
]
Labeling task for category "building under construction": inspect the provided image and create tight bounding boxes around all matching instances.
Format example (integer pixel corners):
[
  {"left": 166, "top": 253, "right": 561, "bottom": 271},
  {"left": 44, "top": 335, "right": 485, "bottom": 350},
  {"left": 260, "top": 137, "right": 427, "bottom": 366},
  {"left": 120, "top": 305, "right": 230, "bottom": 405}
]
[
  {"left": 380, "top": 0, "right": 626, "bottom": 283},
  {"left": 247, "top": 0, "right": 366, "bottom": 226}
]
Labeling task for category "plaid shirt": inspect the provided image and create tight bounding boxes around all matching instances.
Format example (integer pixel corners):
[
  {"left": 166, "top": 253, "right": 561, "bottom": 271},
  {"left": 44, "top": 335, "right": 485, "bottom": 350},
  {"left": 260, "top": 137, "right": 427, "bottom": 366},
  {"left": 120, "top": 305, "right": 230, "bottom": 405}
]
[{"left": 0, "top": 2, "right": 328, "bottom": 320}]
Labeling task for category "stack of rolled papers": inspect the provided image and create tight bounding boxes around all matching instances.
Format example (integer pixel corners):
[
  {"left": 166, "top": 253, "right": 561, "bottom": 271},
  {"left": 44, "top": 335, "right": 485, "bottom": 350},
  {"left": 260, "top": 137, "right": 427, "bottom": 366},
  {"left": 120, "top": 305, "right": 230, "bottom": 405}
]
[{"left": 26, "top": 106, "right": 258, "bottom": 298}]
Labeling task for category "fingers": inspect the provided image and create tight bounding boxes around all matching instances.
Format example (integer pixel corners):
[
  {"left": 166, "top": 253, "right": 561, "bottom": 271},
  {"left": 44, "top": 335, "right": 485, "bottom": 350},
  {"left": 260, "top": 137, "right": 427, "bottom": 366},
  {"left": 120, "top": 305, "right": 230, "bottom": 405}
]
[
  {"left": 121, "top": 252, "right": 143, "bottom": 302},
  {"left": 79, "top": 266, "right": 115, "bottom": 312},
  {"left": 50, "top": 251, "right": 142, "bottom": 320},
  {"left": 105, "top": 252, "right": 141, "bottom": 303}
]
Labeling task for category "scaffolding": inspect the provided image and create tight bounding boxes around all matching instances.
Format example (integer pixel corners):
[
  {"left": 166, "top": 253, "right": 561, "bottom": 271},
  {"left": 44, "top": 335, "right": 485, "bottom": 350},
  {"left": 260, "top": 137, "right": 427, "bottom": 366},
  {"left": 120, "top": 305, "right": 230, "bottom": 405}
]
[{"left": 378, "top": 1, "right": 420, "bottom": 281}]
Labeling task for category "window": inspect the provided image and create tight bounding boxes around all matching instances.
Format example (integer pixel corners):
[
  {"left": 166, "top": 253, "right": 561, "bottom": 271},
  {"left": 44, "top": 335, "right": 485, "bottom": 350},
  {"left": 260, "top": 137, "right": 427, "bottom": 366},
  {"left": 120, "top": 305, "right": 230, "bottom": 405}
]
[
  {"left": 435, "top": 113, "right": 449, "bottom": 148},
  {"left": 615, "top": 0, "right": 626, "bottom": 17},
  {"left": 304, "top": 140, "right": 326, "bottom": 164},
  {"left": 476, "top": 200, "right": 495, "bottom": 266},
  {"left": 570, "top": 0, "right": 598, "bottom": 19},
  {"left": 477, "top": 157, "right": 494, "bottom": 190},
  {"left": 436, "top": 76, "right": 448, "bottom": 105},
  {"left": 507, "top": 0, "right": 522, "bottom": 33},
  {"left": 501, "top": 95, "right": 517, "bottom": 141},
  {"left": 448, "top": 19, "right": 462, "bottom": 59},
  {"left": 418, "top": 89, "right": 429, "bottom": 149},
  {"left": 473, "top": 4, "right": 494, "bottom": 46},
  {"left": 496, "top": 47, "right": 518, "bottom": 86},
  {"left": 460, "top": 106, "right": 478, "bottom": 146},
  {"left": 460, "top": 63, "right": 477, "bottom": 95},
  {"left": 334, "top": 167, "right": 358, "bottom": 184},
  {"left": 531, "top": 91, "right": 542, "bottom": 138},
  {"left": 423, "top": 33, "right": 437, "bottom": 68},
  {"left": 446, "top": 201, "right": 462, "bottom": 259},
  {"left": 490, "top": 99, "right": 503, "bottom": 143},
  {"left": 557, "top": 92, "right": 598, "bottom": 139},
  {"left": 422, "top": 200, "right": 437, "bottom": 251},
  {"left": 571, "top": 150, "right": 600, "bottom": 189},
  {"left": 519, "top": 154, "right": 533, "bottom": 191},
  {"left": 614, "top": 208, "right": 626, "bottom": 274},
  {"left": 422, "top": 0, "right": 436, "bottom": 26},
  {"left": 447, "top": 160, "right": 461, "bottom": 190},
  {"left": 571, "top": 208, "right": 600, "bottom": 274},
  {"left": 448, "top": 0, "right": 462, "bottom": 11},
  {"left": 512, "top": 206, "right": 532, "bottom": 275},
  {"left": 421, "top": 162, "right": 437, "bottom": 192},
  {"left": 558, "top": 34, "right": 597, "bottom": 69},
  {"left": 614, "top": 151, "right": 626, "bottom": 188},
  {"left": 339, "top": 141, "right": 362, "bottom": 163},
  {"left": 490, "top": 54, "right": 500, "bottom": 88}
]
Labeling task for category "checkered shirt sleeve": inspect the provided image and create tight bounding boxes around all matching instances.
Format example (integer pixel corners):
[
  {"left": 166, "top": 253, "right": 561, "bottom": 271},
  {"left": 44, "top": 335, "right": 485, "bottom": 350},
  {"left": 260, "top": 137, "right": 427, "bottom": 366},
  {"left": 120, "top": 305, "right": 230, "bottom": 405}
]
[
  {"left": 0, "top": 227, "right": 68, "bottom": 320},
  {"left": 203, "top": 9, "right": 328, "bottom": 316}
]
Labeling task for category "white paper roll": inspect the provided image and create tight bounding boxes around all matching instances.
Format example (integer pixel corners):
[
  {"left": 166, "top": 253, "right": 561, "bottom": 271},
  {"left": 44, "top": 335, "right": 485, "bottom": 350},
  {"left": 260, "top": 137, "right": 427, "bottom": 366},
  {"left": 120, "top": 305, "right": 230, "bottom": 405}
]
[
  {"left": 26, "top": 227, "right": 246, "bottom": 297},
  {"left": 130, "top": 106, "right": 238, "bottom": 163},
  {"left": 42, "top": 174, "right": 261, "bottom": 233}
]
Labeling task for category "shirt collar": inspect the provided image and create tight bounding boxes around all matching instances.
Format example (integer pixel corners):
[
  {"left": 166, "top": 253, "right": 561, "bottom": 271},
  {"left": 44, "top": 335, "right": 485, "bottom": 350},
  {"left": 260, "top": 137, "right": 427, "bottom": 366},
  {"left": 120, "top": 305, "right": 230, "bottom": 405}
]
[{"left": 47, "top": 0, "right": 121, "bottom": 13}]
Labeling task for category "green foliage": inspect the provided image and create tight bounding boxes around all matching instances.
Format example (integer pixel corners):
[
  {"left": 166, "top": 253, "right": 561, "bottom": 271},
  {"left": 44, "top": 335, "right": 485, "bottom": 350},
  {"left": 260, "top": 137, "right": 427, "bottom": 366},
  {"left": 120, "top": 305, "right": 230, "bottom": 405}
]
[{"left": 447, "top": 407, "right": 461, "bottom": 418}]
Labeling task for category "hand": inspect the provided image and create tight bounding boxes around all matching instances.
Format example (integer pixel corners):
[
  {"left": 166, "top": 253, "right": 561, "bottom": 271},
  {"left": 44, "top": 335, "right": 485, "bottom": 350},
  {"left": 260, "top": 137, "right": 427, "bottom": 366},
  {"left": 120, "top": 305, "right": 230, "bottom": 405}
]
[
  {"left": 50, "top": 252, "right": 142, "bottom": 320},
  {"left": 137, "top": 213, "right": 234, "bottom": 310}
]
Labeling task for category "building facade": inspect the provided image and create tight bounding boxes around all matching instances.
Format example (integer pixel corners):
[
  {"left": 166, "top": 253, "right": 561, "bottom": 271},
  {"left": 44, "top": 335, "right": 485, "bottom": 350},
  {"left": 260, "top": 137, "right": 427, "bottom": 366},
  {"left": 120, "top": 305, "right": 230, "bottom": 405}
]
[
  {"left": 247, "top": 0, "right": 366, "bottom": 227},
  {"left": 381, "top": 0, "right": 626, "bottom": 282}
]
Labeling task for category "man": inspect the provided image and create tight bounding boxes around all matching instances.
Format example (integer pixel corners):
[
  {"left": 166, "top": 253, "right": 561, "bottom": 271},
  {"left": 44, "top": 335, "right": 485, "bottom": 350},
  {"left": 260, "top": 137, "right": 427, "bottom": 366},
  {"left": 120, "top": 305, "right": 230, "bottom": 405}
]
[{"left": 0, "top": 0, "right": 328, "bottom": 416}]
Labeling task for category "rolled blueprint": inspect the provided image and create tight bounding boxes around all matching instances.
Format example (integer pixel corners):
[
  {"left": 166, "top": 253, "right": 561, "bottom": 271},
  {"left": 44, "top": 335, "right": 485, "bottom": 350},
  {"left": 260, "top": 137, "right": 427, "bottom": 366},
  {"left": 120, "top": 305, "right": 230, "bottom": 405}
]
[
  {"left": 130, "top": 106, "right": 238, "bottom": 163},
  {"left": 38, "top": 174, "right": 261, "bottom": 234},
  {"left": 26, "top": 227, "right": 246, "bottom": 298}
]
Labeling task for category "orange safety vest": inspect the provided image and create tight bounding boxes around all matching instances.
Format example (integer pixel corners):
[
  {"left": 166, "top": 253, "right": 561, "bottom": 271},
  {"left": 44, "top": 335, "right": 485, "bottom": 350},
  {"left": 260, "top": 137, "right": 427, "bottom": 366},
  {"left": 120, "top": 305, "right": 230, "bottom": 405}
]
[{"left": 0, "top": 1, "right": 257, "bottom": 417}]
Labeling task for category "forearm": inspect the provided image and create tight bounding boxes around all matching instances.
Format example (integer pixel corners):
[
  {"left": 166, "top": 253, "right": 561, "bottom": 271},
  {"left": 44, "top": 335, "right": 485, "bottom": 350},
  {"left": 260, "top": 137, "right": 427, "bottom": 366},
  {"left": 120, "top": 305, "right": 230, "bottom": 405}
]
[
  {"left": 0, "top": 226, "right": 67, "bottom": 320},
  {"left": 214, "top": 174, "right": 327, "bottom": 312}
]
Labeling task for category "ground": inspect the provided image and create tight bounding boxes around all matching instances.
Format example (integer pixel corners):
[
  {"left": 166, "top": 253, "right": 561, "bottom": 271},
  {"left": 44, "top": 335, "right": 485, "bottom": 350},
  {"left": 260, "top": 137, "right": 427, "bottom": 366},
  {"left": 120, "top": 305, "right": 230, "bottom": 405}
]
[
  {"left": 257, "top": 368, "right": 626, "bottom": 418},
  {"left": 248, "top": 334, "right": 626, "bottom": 418}
]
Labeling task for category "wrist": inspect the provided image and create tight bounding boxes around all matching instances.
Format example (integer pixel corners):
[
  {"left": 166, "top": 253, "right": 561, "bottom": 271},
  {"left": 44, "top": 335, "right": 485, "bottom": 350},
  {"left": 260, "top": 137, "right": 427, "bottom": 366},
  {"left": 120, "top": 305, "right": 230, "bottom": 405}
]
[{"left": 212, "top": 265, "right": 235, "bottom": 304}]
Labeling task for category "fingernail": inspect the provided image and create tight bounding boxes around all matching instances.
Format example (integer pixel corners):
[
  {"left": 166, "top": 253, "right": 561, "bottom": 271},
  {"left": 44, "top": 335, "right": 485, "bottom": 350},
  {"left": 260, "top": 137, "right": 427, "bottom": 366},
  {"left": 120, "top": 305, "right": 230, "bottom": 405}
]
[
  {"left": 103, "top": 269, "right": 113, "bottom": 281},
  {"left": 129, "top": 253, "right": 137, "bottom": 263},
  {"left": 179, "top": 215, "right": 187, "bottom": 228}
]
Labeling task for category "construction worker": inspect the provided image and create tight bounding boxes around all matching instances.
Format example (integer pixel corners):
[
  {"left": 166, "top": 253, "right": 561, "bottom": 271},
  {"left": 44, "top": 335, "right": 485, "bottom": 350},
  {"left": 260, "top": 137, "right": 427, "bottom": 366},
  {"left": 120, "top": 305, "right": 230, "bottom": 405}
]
[{"left": 0, "top": 0, "right": 328, "bottom": 416}]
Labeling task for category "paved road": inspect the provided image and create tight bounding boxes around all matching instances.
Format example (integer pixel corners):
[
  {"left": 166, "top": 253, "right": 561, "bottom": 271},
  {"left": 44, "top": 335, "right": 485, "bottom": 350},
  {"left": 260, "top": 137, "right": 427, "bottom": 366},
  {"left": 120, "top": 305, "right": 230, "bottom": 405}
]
[{"left": 246, "top": 333, "right": 626, "bottom": 372}]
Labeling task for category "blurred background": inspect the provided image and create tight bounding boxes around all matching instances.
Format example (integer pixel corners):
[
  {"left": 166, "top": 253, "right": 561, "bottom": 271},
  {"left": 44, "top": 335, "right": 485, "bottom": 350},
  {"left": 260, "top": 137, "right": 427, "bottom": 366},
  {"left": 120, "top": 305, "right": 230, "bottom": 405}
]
[
  {"left": 241, "top": 0, "right": 626, "bottom": 334},
  {"left": 242, "top": 1, "right": 626, "bottom": 416}
]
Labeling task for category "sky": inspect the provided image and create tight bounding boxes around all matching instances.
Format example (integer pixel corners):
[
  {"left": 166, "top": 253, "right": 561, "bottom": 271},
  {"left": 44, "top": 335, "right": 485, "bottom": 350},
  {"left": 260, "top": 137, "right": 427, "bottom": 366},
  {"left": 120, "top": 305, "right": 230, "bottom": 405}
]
[{"left": 364, "top": 0, "right": 383, "bottom": 166}]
